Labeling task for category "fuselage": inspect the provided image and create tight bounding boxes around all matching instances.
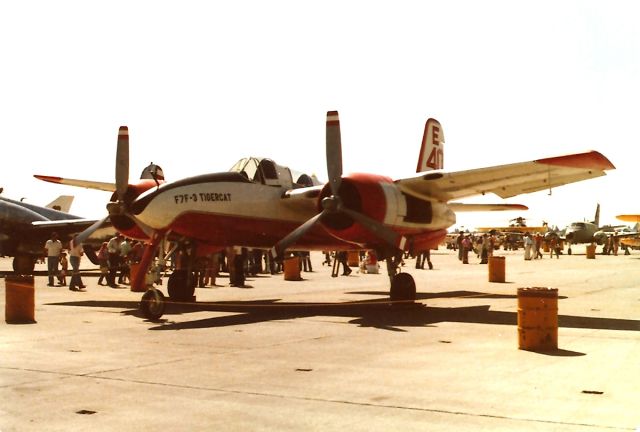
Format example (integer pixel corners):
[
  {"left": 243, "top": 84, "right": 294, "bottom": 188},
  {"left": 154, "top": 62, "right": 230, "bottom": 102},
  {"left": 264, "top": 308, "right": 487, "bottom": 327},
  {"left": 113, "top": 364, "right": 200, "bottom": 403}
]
[{"left": 119, "top": 171, "right": 454, "bottom": 252}]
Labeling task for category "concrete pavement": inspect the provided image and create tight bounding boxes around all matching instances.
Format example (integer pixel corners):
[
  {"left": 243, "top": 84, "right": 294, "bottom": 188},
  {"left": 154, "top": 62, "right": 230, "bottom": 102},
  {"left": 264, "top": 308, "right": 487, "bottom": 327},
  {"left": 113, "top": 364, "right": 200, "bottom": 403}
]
[{"left": 1, "top": 246, "right": 639, "bottom": 431}]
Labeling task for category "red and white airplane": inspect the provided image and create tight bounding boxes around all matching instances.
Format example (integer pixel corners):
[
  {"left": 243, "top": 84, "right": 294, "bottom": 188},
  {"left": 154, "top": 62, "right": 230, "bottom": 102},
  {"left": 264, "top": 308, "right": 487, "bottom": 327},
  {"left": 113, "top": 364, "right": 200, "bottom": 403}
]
[{"left": 35, "top": 111, "right": 615, "bottom": 319}]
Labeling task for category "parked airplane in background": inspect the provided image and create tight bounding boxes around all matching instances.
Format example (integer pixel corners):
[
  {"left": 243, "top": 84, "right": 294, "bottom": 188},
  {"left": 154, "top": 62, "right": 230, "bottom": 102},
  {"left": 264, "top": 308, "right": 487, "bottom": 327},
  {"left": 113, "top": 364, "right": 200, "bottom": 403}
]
[
  {"left": 564, "top": 204, "right": 637, "bottom": 254},
  {"left": 36, "top": 111, "right": 615, "bottom": 319},
  {"left": 0, "top": 193, "right": 104, "bottom": 273}
]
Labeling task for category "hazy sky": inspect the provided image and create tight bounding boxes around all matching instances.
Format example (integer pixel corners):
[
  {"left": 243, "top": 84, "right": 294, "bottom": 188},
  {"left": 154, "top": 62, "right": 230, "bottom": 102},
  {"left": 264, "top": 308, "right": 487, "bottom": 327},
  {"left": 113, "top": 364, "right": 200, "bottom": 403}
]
[{"left": 1, "top": 1, "right": 638, "bottom": 231}]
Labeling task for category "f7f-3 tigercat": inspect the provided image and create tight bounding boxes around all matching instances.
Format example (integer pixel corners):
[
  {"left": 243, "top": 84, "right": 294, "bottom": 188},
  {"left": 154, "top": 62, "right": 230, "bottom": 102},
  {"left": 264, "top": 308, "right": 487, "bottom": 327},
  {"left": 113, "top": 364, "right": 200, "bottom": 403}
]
[{"left": 35, "top": 111, "right": 615, "bottom": 319}]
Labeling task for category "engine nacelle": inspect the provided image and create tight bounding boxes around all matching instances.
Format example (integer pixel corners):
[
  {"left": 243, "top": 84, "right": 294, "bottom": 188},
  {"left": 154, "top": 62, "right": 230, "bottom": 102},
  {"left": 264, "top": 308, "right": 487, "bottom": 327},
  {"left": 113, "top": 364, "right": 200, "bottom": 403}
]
[{"left": 318, "top": 173, "right": 455, "bottom": 246}]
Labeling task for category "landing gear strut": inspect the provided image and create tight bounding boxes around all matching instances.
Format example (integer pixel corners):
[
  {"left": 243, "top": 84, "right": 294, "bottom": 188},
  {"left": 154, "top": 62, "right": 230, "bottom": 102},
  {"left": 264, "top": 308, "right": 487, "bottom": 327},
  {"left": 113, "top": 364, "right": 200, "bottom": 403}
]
[{"left": 386, "top": 252, "right": 416, "bottom": 302}]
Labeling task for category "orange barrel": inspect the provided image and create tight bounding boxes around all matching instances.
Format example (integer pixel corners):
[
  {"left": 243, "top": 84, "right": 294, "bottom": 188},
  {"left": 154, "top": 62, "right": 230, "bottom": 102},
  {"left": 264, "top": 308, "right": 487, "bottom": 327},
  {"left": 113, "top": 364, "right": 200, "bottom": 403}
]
[
  {"left": 488, "top": 256, "right": 505, "bottom": 283},
  {"left": 5, "top": 275, "right": 35, "bottom": 324},
  {"left": 586, "top": 244, "right": 596, "bottom": 259},
  {"left": 347, "top": 251, "right": 360, "bottom": 267},
  {"left": 129, "top": 263, "right": 146, "bottom": 292},
  {"left": 543, "top": 242, "right": 549, "bottom": 253},
  {"left": 283, "top": 256, "right": 302, "bottom": 281},
  {"left": 517, "top": 287, "right": 558, "bottom": 351}
]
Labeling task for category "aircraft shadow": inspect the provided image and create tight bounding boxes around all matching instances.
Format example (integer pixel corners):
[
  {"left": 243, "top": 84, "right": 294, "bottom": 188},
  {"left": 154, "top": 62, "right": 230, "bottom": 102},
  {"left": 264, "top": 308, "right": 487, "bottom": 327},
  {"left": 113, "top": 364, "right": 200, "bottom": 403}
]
[{"left": 47, "top": 294, "right": 640, "bottom": 334}]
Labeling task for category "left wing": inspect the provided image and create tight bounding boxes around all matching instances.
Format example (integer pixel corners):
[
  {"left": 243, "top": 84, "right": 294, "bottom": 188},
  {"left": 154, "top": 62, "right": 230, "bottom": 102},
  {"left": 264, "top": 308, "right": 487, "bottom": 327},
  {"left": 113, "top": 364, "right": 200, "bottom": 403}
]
[{"left": 396, "top": 151, "right": 614, "bottom": 201}]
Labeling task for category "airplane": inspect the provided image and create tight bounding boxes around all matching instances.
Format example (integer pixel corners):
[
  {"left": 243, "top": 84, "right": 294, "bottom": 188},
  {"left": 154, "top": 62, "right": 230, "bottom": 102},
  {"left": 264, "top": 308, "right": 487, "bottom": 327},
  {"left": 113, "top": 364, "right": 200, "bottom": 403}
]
[
  {"left": 0, "top": 192, "right": 104, "bottom": 273},
  {"left": 564, "top": 204, "right": 637, "bottom": 254},
  {"left": 35, "top": 111, "right": 615, "bottom": 319}
]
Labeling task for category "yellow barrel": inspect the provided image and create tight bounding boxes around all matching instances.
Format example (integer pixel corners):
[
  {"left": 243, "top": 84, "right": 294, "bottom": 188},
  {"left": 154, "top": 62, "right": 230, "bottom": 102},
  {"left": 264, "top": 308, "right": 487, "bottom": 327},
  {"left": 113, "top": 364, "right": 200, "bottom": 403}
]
[
  {"left": 488, "top": 256, "right": 505, "bottom": 283},
  {"left": 129, "top": 263, "right": 146, "bottom": 292},
  {"left": 517, "top": 287, "right": 558, "bottom": 351},
  {"left": 283, "top": 256, "right": 302, "bottom": 281},
  {"left": 586, "top": 244, "right": 596, "bottom": 259},
  {"left": 347, "top": 251, "right": 360, "bottom": 267},
  {"left": 5, "top": 275, "right": 35, "bottom": 324}
]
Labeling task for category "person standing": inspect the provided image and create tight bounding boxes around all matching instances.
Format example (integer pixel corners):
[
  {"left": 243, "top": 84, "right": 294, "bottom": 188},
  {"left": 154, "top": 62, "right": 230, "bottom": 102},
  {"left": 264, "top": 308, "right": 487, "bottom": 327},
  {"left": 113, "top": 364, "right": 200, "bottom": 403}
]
[
  {"left": 97, "top": 242, "right": 109, "bottom": 285},
  {"left": 523, "top": 233, "right": 533, "bottom": 260},
  {"left": 68, "top": 238, "right": 86, "bottom": 291},
  {"left": 118, "top": 236, "right": 132, "bottom": 284},
  {"left": 107, "top": 234, "right": 123, "bottom": 287},
  {"left": 44, "top": 232, "right": 63, "bottom": 286}
]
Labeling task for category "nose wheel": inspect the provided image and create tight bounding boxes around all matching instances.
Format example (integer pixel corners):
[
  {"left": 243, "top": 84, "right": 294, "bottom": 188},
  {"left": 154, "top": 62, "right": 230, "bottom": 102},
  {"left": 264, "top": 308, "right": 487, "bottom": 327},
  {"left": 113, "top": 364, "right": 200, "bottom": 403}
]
[{"left": 140, "top": 289, "right": 166, "bottom": 320}]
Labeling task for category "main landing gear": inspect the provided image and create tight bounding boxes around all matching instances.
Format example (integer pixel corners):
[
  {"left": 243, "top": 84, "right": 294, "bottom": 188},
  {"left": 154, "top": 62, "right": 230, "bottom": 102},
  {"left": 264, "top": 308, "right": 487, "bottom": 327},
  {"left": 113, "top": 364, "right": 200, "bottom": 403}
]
[{"left": 386, "top": 252, "right": 416, "bottom": 302}]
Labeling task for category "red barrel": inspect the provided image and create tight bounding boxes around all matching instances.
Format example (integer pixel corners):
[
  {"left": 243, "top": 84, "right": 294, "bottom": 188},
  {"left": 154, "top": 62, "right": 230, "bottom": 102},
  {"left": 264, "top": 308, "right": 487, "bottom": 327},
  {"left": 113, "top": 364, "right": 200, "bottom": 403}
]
[{"left": 5, "top": 275, "right": 36, "bottom": 323}]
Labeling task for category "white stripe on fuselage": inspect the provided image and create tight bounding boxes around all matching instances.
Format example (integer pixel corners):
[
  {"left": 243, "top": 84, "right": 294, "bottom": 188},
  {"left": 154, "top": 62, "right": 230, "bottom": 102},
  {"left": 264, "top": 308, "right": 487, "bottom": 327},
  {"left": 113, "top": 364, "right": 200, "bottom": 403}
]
[{"left": 136, "top": 182, "right": 317, "bottom": 230}]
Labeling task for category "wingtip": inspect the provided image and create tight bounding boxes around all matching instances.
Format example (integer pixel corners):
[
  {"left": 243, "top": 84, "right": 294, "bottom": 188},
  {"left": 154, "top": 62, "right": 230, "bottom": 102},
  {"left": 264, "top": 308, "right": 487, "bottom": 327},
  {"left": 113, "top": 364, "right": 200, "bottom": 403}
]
[
  {"left": 535, "top": 151, "right": 615, "bottom": 171},
  {"left": 34, "top": 175, "right": 63, "bottom": 184}
]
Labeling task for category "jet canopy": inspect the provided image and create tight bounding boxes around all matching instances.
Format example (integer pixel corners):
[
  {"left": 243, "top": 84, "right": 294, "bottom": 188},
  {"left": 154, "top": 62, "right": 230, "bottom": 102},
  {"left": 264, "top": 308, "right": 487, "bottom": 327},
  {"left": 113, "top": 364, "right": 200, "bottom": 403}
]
[{"left": 228, "top": 157, "right": 320, "bottom": 189}]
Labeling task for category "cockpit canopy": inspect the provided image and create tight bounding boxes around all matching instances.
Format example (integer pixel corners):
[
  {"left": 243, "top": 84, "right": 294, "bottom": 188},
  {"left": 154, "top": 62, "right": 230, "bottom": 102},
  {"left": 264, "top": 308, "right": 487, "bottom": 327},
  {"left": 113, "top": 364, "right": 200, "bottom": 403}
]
[{"left": 229, "top": 157, "right": 320, "bottom": 189}]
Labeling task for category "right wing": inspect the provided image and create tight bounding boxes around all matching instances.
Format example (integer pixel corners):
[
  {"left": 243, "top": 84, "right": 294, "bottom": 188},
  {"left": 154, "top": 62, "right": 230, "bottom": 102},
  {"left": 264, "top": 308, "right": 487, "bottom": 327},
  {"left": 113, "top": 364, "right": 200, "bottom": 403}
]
[{"left": 396, "top": 150, "right": 614, "bottom": 202}]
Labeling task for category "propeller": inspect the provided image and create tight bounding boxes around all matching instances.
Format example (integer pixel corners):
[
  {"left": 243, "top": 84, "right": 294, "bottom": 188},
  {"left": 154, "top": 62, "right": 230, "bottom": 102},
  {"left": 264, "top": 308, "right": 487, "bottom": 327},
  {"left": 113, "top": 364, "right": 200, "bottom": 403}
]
[
  {"left": 270, "top": 111, "right": 406, "bottom": 260},
  {"left": 72, "top": 126, "right": 153, "bottom": 245}
]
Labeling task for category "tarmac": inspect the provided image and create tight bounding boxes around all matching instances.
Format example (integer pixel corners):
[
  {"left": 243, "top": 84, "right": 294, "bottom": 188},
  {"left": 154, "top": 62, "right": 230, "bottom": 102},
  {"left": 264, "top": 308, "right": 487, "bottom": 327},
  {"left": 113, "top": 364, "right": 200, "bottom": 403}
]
[{"left": 1, "top": 245, "right": 639, "bottom": 431}]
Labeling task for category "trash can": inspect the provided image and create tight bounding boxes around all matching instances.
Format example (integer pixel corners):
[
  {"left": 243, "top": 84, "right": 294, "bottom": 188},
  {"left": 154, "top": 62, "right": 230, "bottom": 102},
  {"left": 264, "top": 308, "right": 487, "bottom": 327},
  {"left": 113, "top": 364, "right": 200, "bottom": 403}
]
[
  {"left": 488, "top": 256, "right": 505, "bottom": 283},
  {"left": 586, "top": 244, "right": 596, "bottom": 259},
  {"left": 283, "top": 256, "right": 302, "bottom": 281},
  {"left": 5, "top": 275, "right": 36, "bottom": 324},
  {"left": 517, "top": 287, "right": 558, "bottom": 351}
]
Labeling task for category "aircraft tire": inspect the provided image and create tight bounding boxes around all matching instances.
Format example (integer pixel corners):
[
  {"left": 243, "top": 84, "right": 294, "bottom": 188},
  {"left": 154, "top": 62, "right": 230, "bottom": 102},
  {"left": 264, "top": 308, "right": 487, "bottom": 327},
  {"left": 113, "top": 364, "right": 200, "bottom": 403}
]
[
  {"left": 13, "top": 255, "right": 35, "bottom": 275},
  {"left": 567, "top": 248, "right": 572, "bottom": 255},
  {"left": 167, "top": 269, "right": 196, "bottom": 302},
  {"left": 140, "top": 289, "right": 166, "bottom": 320},
  {"left": 390, "top": 273, "right": 416, "bottom": 302}
]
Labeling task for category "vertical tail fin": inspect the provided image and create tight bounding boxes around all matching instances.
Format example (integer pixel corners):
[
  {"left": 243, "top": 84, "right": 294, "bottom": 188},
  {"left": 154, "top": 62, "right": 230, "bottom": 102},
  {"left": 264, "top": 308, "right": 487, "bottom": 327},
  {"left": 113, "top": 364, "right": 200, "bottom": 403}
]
[
  {"left": 593, "top": 203, "right": 600, "bottom": 227},
  {"left": 416, "top": 118, "right": 444, "bottom": 173},
  {"left": 46, "top": 195, "right": 74, "bottom": 213}
]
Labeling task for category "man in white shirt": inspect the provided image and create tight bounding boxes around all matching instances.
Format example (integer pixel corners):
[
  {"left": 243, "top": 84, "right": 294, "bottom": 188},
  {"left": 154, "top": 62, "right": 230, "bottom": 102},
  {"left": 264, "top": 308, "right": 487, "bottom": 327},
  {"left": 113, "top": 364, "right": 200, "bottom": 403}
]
[
  {"left": 68, "top": 238, "right": 86, "bottom": 291},
  {"left": 44, "top": 232, "right": 63, "bottom": 286}
]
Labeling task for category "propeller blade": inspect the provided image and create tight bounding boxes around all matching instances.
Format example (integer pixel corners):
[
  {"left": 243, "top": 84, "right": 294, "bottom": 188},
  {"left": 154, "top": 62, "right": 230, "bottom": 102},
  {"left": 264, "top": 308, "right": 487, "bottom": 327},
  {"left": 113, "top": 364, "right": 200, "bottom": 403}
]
[
  {"left": 270, "top": 211, "right": 325, "bottom": 260},
  {"left": 341, "top": 208, "right": 407, "bottom": 251},
  {"left": 326, "top": 111, "right": 343, "bottom": 196},
  {"left": 72, "top": 216, "right": 110, "bottom": 245},
  {"left": 116, "top": 126, "right": 129, "bottom": 201}
]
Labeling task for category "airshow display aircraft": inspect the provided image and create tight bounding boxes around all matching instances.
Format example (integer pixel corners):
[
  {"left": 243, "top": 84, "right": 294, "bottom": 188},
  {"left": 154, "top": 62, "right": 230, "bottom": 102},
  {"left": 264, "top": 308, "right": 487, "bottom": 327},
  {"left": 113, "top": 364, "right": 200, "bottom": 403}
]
[
  {"left": 35, "top": 111, "right": 615, "bottom": 319},
  {"left": 563, "top": 203, "right": 637, "bottom": 254},
  {"left": 0, "top": 192, "right": 102, "bottom": 273}
]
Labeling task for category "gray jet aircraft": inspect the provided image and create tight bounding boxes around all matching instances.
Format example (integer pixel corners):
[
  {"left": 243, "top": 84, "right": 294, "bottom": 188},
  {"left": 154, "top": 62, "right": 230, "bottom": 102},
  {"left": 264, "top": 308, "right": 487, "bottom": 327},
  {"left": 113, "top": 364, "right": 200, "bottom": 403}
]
[
  {"left": 0, "top": 192, "right": 114, "bottom": 274},
  {"left": 564, "top": 204, "right": 636, "bottom": 254}
]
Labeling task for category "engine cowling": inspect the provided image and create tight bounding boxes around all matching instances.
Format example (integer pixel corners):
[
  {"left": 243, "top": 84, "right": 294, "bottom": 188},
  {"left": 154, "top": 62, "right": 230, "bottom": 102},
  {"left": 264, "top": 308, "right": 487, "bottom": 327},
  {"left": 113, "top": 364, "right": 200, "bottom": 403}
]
[
  {"left": 317, "top": 173, "right": 454, "bottom": 245},
  {"left": 108, "top": 179, "right": 160, "bottom": 240}
]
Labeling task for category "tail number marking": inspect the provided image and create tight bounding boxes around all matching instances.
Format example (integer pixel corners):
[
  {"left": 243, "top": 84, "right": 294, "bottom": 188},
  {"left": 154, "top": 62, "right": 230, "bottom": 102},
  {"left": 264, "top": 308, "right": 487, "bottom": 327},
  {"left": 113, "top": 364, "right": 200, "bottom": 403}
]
[{"left": 426, "top": 147, "right": 443, "bottom": 170}]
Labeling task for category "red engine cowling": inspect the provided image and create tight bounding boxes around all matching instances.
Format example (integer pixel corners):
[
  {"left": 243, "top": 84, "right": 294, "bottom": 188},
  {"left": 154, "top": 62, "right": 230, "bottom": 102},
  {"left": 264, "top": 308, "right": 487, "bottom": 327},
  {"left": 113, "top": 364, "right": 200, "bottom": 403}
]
[
  {"left": 317, "top": 173, "right": 394, "bottom": 245},
  {"left": 108, "top": 179, "right": 160, "bottom": 241}
]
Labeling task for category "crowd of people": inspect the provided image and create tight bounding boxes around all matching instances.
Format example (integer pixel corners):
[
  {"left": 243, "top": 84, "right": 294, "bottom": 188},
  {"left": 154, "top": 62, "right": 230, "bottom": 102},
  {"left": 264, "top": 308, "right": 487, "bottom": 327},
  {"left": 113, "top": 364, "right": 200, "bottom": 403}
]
[
  {"left": 44, "top": 232, "right": 145, "bottom": 292},
  {"left": 42, "top": 228, "right": 631, "bottom": 293}
]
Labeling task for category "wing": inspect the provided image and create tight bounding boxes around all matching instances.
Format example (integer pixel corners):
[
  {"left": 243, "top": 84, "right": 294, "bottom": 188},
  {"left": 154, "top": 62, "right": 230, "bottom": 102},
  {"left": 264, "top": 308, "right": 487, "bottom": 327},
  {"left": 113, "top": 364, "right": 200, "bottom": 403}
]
[
  {"left": 31, "top": 218, "right": 116, "bottom": 241},
  {"left": 396, "top": 151, "right": 615, "bottom": 201},
  {"left": 33, "top": 175, "right": 116, "bottom": 192},
  {"left": 617, "top": 215, "right": 640, "bottom": 223},
  {"left": 448, "top": 203, "right": 528, "bottom": 212}
]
